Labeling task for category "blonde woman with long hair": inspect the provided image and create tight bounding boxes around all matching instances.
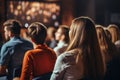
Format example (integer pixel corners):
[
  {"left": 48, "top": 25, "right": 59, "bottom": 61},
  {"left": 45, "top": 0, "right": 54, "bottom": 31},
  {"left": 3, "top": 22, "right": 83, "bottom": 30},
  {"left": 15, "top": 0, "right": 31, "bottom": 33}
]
[
  {"left": 96, "top": 25, "right": 113, "bottom": 64},
  {"left": 50, "top": 16, "right": 105, "bottom": 80},
  {"left": 107, "top": 24, "right": 120, "bottom": 56},
  {"left": 96, "top": 25, "right": 120, "bottom": 80},
  {"left": 107, "top": 24, "right": 120, "bottom": 43}
]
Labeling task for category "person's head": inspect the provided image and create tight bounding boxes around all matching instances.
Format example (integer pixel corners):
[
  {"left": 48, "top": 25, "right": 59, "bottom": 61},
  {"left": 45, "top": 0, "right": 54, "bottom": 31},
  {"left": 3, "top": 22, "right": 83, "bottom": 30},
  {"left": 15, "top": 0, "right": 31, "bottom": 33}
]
[
  {"left": 96, "top": 25, "right": 112, "bottom": 63},
  {"left": 67, "top": 16, "right": 105, "bottom": 79},
  {"left": 55, "top": 25, "right": 69, "bottom": 43},
  {"left": 46, "top": 27, "right": 56, "bottom": 41},
  {"left": 96, "top": 25, "right": 119, "bottom": 62},
  {"left": 28, "top": 22, "right": 47, "bottom": 44},
  {"left": 67, "top": 17, "right": 99, "bottom": 51},
  {"left": 104, "top": 27, "right": 112, "bottom": 41},
  {"left": 96, "top": 25, "right": 108, "bottom": 49},
  {"left": 3, "top": 19, "right": 21, "bottom": 40},
  {"left": 107, "top": 24, "right": 120, "bottom": 43}
]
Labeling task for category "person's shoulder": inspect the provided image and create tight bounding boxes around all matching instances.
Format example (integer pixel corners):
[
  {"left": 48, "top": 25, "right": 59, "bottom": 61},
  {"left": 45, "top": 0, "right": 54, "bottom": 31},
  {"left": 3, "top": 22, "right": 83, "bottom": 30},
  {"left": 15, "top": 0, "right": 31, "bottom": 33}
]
[
  {"left": 62, "top": 49, "right": 78, "bottom": 56},
  {"left": 46, "top": 45, "right": 55, "bottom": 52},
  {"left": 0, "top": 41, "right": 15, "bottom": 53},
  {"left": 24, "top": 49, "right": 34, "bottom": 57},
  {"left": 56, "top": 51, "right": 74, "bottom": 65},
  {"left": 115, "top": 40, "right": 120, "bottom": 45},
  {"left": 20, "top": 38, "right": 33, "bottom": 46},
  {"left": 45, "top": 46, "right": 57, "bottom": 57},
  {"left": 2, "top": 40, "right": 12, "bottom": 47},
  {"left": 20, "top": 38, "right": 31, "bottom": 43},
  {"left": 58, "top": 49, "right": 80, "bottom": 61},
  {"left": 57, "top": 51, "right": 72, "bottom": 60}
]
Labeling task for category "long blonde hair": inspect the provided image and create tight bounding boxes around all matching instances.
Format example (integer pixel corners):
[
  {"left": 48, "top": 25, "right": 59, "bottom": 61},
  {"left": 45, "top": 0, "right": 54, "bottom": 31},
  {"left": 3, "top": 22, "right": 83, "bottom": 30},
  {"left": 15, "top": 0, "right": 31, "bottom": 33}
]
[
  {"left": 67, "top": 16, "right": 105, "bottom": 79},
  {"left": 96, "top": 25, "right": 114, "bottom": 64},
  {"left": 107, "top": 24, "right": 120, "bottom": 43}
]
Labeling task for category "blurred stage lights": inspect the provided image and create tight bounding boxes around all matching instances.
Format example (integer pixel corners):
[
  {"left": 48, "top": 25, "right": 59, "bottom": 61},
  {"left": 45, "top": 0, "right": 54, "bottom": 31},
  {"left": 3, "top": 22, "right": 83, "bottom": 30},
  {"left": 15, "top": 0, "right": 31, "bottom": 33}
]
[{"left": 7, "top": 1, "right": 61, "bottom": 27}]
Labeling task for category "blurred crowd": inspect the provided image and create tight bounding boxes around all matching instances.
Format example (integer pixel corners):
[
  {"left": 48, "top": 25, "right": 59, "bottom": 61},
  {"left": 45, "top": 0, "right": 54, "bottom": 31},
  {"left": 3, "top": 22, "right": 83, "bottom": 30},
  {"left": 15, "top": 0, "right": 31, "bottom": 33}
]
[{"left": 0, "top": 16, "right": 120, "bottom": 80}]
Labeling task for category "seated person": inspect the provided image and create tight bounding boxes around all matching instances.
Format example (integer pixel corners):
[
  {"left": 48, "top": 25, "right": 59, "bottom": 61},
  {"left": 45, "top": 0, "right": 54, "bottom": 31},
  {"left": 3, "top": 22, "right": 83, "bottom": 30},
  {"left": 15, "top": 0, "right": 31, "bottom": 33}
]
[
  {"left": 20, "top": 22, "right": 57, "bottom": 80},
  {"left": 0, "top": 19, "right": 33, "bottom": 80},
  {"left": 54, "top": 25, "right": 69, "bottom": 56}
]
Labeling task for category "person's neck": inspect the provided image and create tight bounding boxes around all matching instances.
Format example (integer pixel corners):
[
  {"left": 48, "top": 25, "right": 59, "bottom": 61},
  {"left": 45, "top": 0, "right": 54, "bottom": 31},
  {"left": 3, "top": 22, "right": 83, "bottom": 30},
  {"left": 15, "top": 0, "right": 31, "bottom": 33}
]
[
  {"left": 33, "top": 42, "right": 45, "bottom": 48},
  {"left": 10, "top": 35, "right": 20, "bottom": 39},
  {"left": 32, "top": 42, "right": 37, "bottom": 49}
]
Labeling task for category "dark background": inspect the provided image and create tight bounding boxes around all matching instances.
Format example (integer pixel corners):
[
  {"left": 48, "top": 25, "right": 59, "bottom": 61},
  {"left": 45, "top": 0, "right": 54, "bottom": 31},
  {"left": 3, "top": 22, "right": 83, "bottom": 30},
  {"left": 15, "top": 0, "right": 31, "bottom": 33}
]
[{"left": 0, "top": 0, "right": 120, "bottom": 33}]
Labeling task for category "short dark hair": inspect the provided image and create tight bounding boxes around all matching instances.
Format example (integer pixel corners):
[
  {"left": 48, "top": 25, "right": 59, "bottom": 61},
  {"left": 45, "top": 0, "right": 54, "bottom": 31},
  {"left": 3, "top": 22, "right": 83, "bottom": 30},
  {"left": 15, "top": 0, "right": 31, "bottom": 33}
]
[
  {"left": 3, "top": 19, "right": 22, "bottom": 35},
  {"left": 28, "top": 22, "right": 47, "bottom": 44}
]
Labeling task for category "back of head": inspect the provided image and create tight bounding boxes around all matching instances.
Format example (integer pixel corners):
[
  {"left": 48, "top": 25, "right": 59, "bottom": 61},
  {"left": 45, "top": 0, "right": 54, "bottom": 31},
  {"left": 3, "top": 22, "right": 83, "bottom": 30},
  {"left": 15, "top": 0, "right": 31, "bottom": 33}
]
[
  {"left": 28, "top": 22, "right": 47, "bottom": 44},
  {"left": 96, "top": 25, "right": 108, "bottom": 50},
  {"left": 3, "top": 19, "right": 21, "bottom": 35},
  {"left": 104, "top": 28, "right": 112, "bottom": 41},
  {"left": 107, "top": 24, "right": 120, "bottom": 43},
  {"left": 96, "top": 25, "right": 114, "bottom": 64},
  {"left": 67, "top": 16, "right": 104, "bottom": 79},
  {"left": 67, "top": 16, "right": 98, "bottom": 51}
]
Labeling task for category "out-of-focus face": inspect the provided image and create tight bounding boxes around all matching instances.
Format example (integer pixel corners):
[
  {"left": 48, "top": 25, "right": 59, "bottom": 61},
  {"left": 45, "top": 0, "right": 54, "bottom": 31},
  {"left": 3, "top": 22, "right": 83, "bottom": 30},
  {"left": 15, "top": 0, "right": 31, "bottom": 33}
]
[
  {"left": 55, "top": 28, "right": 63, "bottom": 41},
  {"left": 4, "top": 26, "right": 10, "bottom": 41}
]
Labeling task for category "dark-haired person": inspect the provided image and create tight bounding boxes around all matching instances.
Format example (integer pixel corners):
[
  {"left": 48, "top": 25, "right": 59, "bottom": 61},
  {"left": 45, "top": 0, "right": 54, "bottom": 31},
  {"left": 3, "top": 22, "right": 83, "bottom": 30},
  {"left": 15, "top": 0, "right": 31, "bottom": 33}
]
[
  {"left": 0, "top": 19, "right": 33, "bottom": 80},
  {"left": 20, "top": 22, "right": 57, "bottom": 80}
]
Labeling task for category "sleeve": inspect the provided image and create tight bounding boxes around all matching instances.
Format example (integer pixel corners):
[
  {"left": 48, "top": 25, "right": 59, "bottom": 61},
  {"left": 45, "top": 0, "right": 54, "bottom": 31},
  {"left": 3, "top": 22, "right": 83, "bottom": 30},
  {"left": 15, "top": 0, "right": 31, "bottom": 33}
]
[
  {"left": 50, "top": 54, "right": 67, "bottom": 80},
  {"left": 0, "top": 44, "right": 11, "bottom": 66},
  {"left": 20, "top": 51, "right": 33, "bottom": 80}
]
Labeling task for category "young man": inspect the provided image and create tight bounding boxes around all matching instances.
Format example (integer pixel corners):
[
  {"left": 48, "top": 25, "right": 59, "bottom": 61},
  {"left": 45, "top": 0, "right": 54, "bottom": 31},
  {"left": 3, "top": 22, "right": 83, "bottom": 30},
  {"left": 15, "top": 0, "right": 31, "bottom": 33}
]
[{"left": 0, "top": 19, "right": 33, "bottom": 80}]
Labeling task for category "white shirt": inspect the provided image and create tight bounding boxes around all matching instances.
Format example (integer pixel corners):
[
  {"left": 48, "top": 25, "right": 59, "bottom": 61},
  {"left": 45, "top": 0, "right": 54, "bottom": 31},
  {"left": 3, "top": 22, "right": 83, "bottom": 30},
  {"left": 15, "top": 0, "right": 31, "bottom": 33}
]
[{"left": 53, "top": 41, "right": 68, "bottom": 57}]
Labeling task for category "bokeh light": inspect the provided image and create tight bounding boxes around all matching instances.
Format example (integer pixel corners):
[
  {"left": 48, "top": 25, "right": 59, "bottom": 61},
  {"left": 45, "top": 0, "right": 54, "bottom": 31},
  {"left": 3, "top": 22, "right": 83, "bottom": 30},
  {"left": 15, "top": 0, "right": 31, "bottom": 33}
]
[{"left": 7, "top": 1, "right": 61, "bottom": 28}]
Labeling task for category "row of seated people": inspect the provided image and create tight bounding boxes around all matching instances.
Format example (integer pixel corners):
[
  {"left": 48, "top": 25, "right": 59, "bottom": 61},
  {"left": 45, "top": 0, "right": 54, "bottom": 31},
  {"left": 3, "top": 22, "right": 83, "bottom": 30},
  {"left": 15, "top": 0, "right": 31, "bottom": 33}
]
[{"left": 0, "top": 16, "right": 120, "bottom": 80}]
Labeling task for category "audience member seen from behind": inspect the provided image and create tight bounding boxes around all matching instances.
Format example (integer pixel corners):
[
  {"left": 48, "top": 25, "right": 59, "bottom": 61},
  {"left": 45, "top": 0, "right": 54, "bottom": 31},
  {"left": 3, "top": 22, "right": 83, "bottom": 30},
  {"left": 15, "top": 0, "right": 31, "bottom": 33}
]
[
  {"left": 53, "top": 25, "right": 69, "bottom": 57},
  {"left": 50, "top": 16, "right": 105, "bottom": 80},
  {"left": 96, "top": 25, "right": 114, "bottom": 64},
  {"left": 96, "top": 25, "right": 118, "bottom": 71},
  {"left": 46, "top": 27, "right": 57, "bottom": 49},
  {"left": 107, "top": 24, "right": 120, "bottom": 55},
  {"left": 0, "top": 19, "right": 33, "bottom": 80},
  {"left": 99, "top": 26, "right": 120, "bottom": 80},
  {"left": 20, "top": 22, "right": 57, "bottom": 80},
  {"left": 107, "top": 24, "right": 120, "bottom": 43},
  {"left": 104, "top": 28, "right": 112, "bottom": 42}
]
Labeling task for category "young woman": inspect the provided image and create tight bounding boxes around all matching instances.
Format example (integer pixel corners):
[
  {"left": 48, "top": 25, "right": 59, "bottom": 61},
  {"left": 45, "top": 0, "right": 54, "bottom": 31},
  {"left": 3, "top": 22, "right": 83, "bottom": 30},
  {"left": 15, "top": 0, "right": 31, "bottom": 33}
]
[
  {"left": 54, "top": 25, "right": 69, "bottom": 56},
  {"left": 107, "top": 24, "right": 120, "bottom": 43},
  {"left": 96, "top": 25, "right": 113, "bottom": 65},
  {"left": 50, "top": 16, "right": 105, "bottom": 80},
  {"left": 98, "top": 25, "right": 120, "bottom": 80}
]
